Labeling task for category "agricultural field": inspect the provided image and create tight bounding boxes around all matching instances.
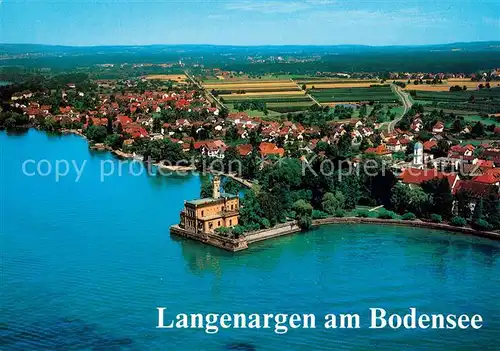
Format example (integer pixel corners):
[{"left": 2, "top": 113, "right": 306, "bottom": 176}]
[
  {"left": 398, "top": 79, "right": 500, "bottom": 92},
  {"left": 410, "top": 88, "right": 500, "bottom": 116},
  {"left": 463, "top": 115, "right": 500, "bottom": 126},
  {"left": 309, "top": 85, "right": 398, "bottom": 104},
  {"left": 202, "top": 78, "right": 316, "bottom": 114},
  {"left": 294, "top": 78, "right": 380, "bottom": 90},
  {"left": 145, "top": 74, "right": 187, "bottom": 82}
]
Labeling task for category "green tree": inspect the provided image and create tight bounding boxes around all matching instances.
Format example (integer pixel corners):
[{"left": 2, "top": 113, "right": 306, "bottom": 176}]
[
  {"left": 106, "top": 116, "right": 114, "bottom": 134},
  {"left": 293, "top": 200, "right": 313, "bottom": 231},
  {"left": 471, "top": 121, "right": 485, "bottom": 137},
  {"left": 391, "top": 183, "right": 430, "bottom": 217},
  {"left": 421, "top": 178, "right": 453, "bottom": 219},
  {"left": 321, "top": 191, "right": 345, "bottom": 215},
  {"left": 85, "top": 125, "right": 107, "bottom": 143},
  {"left": 104, "top": 133, "right": 123, "bottom": 150},
  {"left": 200, "top": 177, "right": 213, "bottom": 198}
]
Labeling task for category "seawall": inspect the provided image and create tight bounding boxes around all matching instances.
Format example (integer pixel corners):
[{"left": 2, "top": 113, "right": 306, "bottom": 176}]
[
  {"left": 170, "top": 225, "right": 248, "bottom": 252},
  {"left": 311, "top": 217, "right": 500, "bottom": 241},
  {"left": 171, "top": 217, "right": 499, "bottom": 252}
]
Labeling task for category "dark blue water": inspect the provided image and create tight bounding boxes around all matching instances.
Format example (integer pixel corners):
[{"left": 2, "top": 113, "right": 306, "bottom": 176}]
[{"left": 2, "top": 130, "right": 500, "bottom": 350}]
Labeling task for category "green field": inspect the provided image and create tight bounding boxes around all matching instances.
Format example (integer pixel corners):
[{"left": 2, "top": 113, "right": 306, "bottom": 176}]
[
  {"left": 464, "top": 115, "right": 500, "bottom": 126},
  {"left": 294, "top": 79, "right": 379, "bottom": 84},
  {"left": 220, "top": 93, "right": 306, "bottom": 101},
  {"left": 226, "top": 104, "right": 282, "bottom": 118},
  {"left": 411, "top": 88, "right": 500, "bottom": 102},
  {"left": 222, "top": 96, "right": 313, "bottom": 104},
  {"left": 309, "top": 86, "right": 397, "bottom": 103},
  {"left": 412, "top": 88, "right": 500, "bottom": 115},
  {"left": 266, "top": 102, "right": 315, "bottom": 113}
]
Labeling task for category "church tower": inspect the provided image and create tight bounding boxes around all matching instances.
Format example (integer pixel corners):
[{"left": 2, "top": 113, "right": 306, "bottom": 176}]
[
  {"left": 212, "top": 175, "right": 221, "bottom": 199},
  {"left": 413, "top": 142, "right": 424, "bottom": 168}
]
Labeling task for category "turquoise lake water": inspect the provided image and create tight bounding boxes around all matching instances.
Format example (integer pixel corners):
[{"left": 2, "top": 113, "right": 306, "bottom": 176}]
[{"left": 1, "top": 129, "right": 500, "bottom": 350}]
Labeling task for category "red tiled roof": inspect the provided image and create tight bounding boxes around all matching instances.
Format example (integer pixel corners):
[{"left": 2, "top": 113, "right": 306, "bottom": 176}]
[
  {"left": 194, "top": 140, "right": 227, "bottom": 151},
  {"left": 365, "top": 145, "right": 391, "bottom": 155},
  {"left": 454, "top": 180, "right": 498, "bottom": 197},
  {"left": 423, "top": 140, "right": 437, "bottom": 151},
  {"left": 259, "top": 142, "right": 285, "bottom": 157},
  {"left": 476, "top": 159, "right": 495, "bottom": 168},
  {"left": 117, "top": 115, "right": 132, "bottom": 125},
  {"left": 236, "top": 144, "right": 253, "bottom": 157},
  {"left": 400, "top": 168, "right": 459, "bottom": 189},
  {"left": 472, "top": 168, "right": 500, "bottom": 184}
]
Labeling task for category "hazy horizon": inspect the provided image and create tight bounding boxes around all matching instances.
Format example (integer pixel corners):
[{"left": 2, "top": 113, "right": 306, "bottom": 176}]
[
  {"left": 2, "top": 40, "right": 500, "bottom": 48},
  {"left": 1, "top": 0, "right": 499, "bottom": 46}
]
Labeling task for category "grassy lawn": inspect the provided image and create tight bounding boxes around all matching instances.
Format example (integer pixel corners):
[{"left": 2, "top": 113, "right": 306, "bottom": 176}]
[
  {"left": 345, "top": 206, "right": 402, "bottom": 219},
  {"left": 389, "top": 106, "right": 405, "bottom": 116},
  {"left": 459, "top": 139, "right": 498, "bottom": 146},
  {"left": 464, "top": 115, "right": 500, "bottom": 126},
  {"left": 226, "top": 104, "right": 282, "bottom": 118}
]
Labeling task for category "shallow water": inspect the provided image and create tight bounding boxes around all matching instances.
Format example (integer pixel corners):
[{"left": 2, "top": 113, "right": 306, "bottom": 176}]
[{"left": 2, "top": 130, "right": 499, "bottom": 350}]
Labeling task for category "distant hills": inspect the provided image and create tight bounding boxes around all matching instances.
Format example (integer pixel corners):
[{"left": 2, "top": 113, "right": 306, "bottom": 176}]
[
  {"left": 1, "top": 41, "right": 499, "bottom": 55},
  {"left": 1, "top": 42, "right": 499, "bottom": 73}
]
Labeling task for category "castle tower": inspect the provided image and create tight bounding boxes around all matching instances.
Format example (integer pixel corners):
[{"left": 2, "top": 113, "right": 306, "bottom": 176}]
[
  {"left": 413, "top": 142, "right": 424, "bottom": 167},
  {"left": 212, "top": 175, "right": 221, "bottom": 199}
]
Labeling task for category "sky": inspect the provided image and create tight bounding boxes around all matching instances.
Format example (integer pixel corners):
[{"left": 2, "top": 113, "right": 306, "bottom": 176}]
[{"left": 1, "top": 0, "right": 499, "bottom": 46}]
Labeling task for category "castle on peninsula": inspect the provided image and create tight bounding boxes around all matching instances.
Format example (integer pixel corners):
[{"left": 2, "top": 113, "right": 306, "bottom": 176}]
[{"left": 178, "top": 176, "right": 240, "bottom": 234}]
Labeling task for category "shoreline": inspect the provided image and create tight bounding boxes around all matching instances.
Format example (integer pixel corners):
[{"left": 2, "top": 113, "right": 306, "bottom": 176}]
[
  {"left": 6, "top": 129, "right": 500, "bottom": 246},
  {"left": 171, "top": 217, "right": 500, "bottom": 252},
  {"left": 62, "top": 129, "right": 198, "bottom": 171},
  {"left": 311, "top": 217, "right": 500, "bottom": 241}
]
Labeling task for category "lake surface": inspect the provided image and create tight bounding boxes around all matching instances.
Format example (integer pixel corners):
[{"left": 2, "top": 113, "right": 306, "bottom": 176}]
[{"left": 2, "top": 130, "right": 500, "bottom": 350}]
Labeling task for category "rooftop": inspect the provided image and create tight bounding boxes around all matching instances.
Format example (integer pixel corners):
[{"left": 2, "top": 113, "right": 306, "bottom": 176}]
[{"left": 186, "top": 193, "right": 238, "bottom": 206}]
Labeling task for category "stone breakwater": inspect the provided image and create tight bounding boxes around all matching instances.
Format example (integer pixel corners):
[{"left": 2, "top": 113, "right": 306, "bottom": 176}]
[
  {"left": 171, "top": 218, "right": 500, "bottom": 252},
  {"left": 312, "top": 218, "right": 500, "bottom": 241}
]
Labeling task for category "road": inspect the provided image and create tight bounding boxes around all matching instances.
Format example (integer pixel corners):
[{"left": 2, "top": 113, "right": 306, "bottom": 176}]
[
  {"left": 184, "top": 70, "right": 226, "bottom": 110},
  {"left": 388, "top": 84, "right": 413, "bottom": 133},
  {"left": 293, "top": 79, "right": 322, "bottom": 107}
]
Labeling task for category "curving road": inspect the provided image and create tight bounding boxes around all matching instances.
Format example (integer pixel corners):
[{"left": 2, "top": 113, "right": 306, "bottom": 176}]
[{"left": 388, "top": 84, "right": 413, "bottom": 133}]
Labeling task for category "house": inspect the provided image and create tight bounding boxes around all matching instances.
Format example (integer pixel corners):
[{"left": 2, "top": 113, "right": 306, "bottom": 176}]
[
  {"left": 117, "top": 115, "right": 132, "bottom": 126},
  {"left": 475, "top": 159, "right": 495, "bottom": 169},
  {"left": 124, "top": 124, "right": 149, "bottom": 138},
  {"left": 365, "top": 145, "right": 392, "bottom": 157},
  {"left": 423, "top": 140, "right": 438, "bottom": 152},
  {"left": 385, "top": 138, "right": 401, "bottom": 152},
  {"left": 449, "top": 144, "right": 475, "bottom": 157},
  {"left": 472, "top": 168, "right": 500, "bottom": 186},
  {"left": 176, "top": 119, "right": 191, "bottom": 128},
  {"left": 59, "top": 106, "right": 72, "bottom": 114},
  {"left": 259, "top": 142, "right": 285, "bottom": 158},
  {"left": 432, "top": 121, "right": 445, "bottom": 134},
  {"left": 236, "top": 144, "right": 253, "bottom": 157},
  {"left": 194, "top": 140, "right": 227, "bottom": 159},
  {"left": 399, "top": 168, "right": 460, "bottom": 192},
  {"left": 410, "top": 117, "right": 424, "bottom": 132},
  {"left": 453, "top": 180, "right": 499, "bottom": 213}
]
